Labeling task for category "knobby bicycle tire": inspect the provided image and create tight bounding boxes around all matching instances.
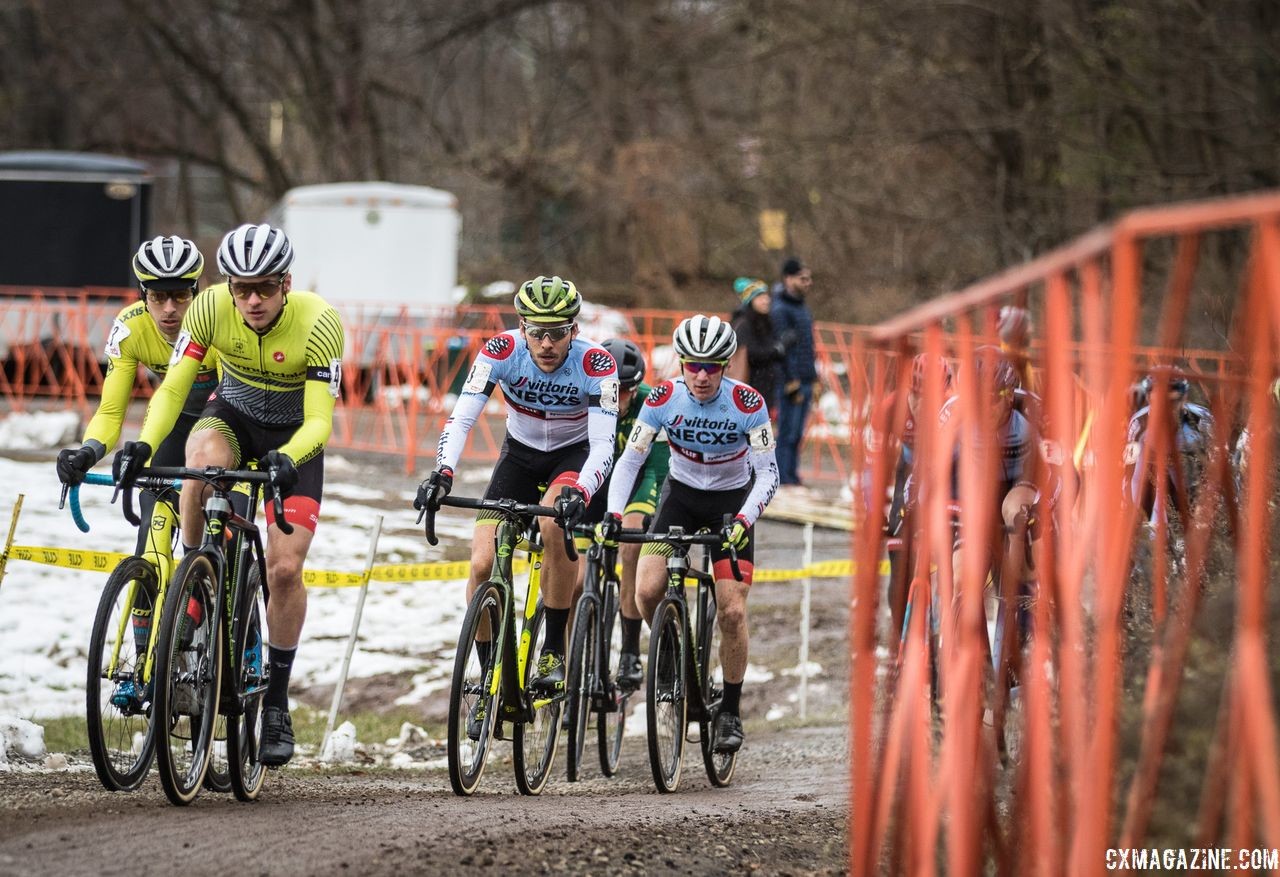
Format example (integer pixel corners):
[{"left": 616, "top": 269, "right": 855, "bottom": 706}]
[
  {"left": 447, "top": 581, "right": 503, "bottom": 796},
  {"left": 565, "top": 598, "right": 598, "bottom": 782},
  {"left": 647, "top": 598, "right": 687, "bottom": 793},
  {"left": 228, "top": 563, "right": 268, "bottom": 801},
  {"left": 597, "top": 588, "right": 627, "bottom": 777},
  {"left": 86, "top": 555, "right": 159, "bottom": 792},
  {"left": 697, "top": 586, "right": 736, "bottom": 787},
  {"left": 154, "top": 551, "right": 223, "bottom": 805},
  {"left": 513, "top": 602, "right": 563, "bottom": 795}
]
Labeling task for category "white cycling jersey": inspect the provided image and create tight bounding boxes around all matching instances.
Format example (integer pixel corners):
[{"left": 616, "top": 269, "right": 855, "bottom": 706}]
[
  {"left": 435, "top": 331, "right": 619, "bottom": 500},
  {"left": 608, "top": 377, "right": 779, "bottom": 526}
]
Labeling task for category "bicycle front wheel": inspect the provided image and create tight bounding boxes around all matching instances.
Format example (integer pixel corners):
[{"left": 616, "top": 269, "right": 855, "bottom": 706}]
[
  {"left": 565, "top": 598, "right": 598, "bottom": 782},
  {"left": 153, "top": 552, "right": 223, "bottom": 806},
  {"left": 697, "top": 590, "right": 736, "bottom": 787},
  {"left": 513, "top": 602, "right": 563, "bottom": 795},
  {"left": 447, "top": 581, "right": 502, "bottom": 796},
  {"left": 228, "top": 563, "right": 268, "bottom": 801},
  {"left": 597, "top": 590, "right": 628, "bottom": 777},
  {"left": 86, "top": 555, "right": 159, "bottom": 791},
  {"left": 647, "top": 598, "right": 687, "bottom": 793}
]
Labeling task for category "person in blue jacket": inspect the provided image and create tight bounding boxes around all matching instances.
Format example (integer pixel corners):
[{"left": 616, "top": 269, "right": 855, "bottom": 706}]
[{"left": 770, "top": 257, "right": 817, "bottom": 487}]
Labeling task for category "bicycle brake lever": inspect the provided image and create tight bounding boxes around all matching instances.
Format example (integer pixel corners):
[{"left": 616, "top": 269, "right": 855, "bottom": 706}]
[{"left": 58, "top": 483, "right": 69, "bottom": 511}]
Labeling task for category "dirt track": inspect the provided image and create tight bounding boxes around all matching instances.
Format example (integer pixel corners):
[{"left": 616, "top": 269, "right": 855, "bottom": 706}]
[{"left": 0, "top": 513, "right": 852, "bottom": 876}]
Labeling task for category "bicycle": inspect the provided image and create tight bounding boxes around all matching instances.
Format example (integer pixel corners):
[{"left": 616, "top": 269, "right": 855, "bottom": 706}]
[
  {"left": 113, "top": 463, "right": 288, "bottom": 805},
  {"left": 564, "top": 527, "right": 633, "bottom": 782},
  {"left": 622, "top": 520, "right": 742, "bottom": 793},
  {"left": 420, "top": 490, "right": 578, "bottom": 797},
  {"left": 62, "top": 473, "right": 237, "bottom": 796}
]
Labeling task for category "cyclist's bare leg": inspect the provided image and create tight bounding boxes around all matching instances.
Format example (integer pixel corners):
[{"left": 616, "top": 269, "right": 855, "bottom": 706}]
[
  {"left": 634, "top": 554, "right": 669, "bottom": 624},
  {"left": 714, "top": 578, "right": 751, "bottom": 685},
  {"left": 181, "top": 430, "right": 234, "bottom": 549},
  {"left": 538, "top": 514, "right": 576, "bottom": 612},
  {"left": 618, "top": 511, "right": 646, "bottom": 621},
  {"left": 468, "top": 523, "right": 498, "bottom": 640},
  {"left": 264, "top": 522, "right": 314, "bottom": 648}
]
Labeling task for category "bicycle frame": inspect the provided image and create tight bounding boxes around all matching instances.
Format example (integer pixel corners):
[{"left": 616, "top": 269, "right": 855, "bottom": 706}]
[{"left": 489, "top": 513, "right": 548, "bottom": 727}]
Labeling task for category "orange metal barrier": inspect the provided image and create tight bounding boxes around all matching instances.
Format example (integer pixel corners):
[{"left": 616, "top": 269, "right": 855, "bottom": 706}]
[
  {"left": 0, "top": 296, "right": 860, "bottom": 482},
  {"left": 852, "top": 190, "right": 1280, "bottom": 874}
]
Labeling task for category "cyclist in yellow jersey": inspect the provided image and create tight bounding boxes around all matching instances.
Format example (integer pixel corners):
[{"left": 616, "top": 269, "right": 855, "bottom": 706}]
[
  {"left": 114, "top": 223, "right": 346, "bottom": 767},
  {"left": 57, "top": 237, "right": 217, "bottom": 552}
]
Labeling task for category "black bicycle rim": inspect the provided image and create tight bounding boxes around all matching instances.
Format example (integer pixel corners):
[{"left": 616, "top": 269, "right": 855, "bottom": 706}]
[
  {"left": 86, "top": 556, "right": 159, "bottom": 791},
  {"left": 646, "top": 599, "right": 686, "bottom": 793},
  {"left": 154, "top": 552, "right": 222, "bottom": 806},
  {"left": 447, "top": 582, "right": 502, "bottom": 796}
]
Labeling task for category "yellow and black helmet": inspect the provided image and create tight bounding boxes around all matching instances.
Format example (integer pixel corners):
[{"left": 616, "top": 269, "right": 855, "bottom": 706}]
[
  {"left": 133, "top": 236, "right": 204, "bottom": 290},
  {"left": 514, "top": 275, "right": 582, "bottom": 324}
]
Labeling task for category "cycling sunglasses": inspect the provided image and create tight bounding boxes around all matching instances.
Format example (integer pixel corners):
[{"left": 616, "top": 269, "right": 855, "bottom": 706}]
[
  {"left": 228, "top": 276, "right": 285, "bottom": 301},
  {"left": 142, "top": 286, "right": 195, "bottom": 305},
  {"left": 522, "top": 322, "right": 575, "bottom": 342},
  {"left": 681, "top": 360, "right": 728, "bottom": 375}
]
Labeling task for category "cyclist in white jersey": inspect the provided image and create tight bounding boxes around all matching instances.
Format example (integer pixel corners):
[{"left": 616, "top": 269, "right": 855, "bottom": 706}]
[
  {"left": 416, "top": 276, "right": 619, "bottom": 695},
  {"left": 600, "top": 314, "right": 779, "bottom": 754}
]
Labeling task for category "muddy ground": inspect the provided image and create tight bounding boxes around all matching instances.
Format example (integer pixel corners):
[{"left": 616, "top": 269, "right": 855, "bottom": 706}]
[{"left": 0, "top": 510, "right": 853, "bottom": 876}]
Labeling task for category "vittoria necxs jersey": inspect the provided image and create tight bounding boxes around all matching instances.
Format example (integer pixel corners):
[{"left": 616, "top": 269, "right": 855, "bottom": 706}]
[
  {"left": 82, "top": 300, "right": 220, "bottom": 455},
  {"left": 435, "top": 331, "right": 619, "bottom": 501},
  {"left": 939, "top": 394, "right": 1035, "bottom": 485},
  {"left": 608, "top": 377, "right": 779, "bottom": 527},
  {"left": 138, "top": 285, "right": 345, "bottom": 465}
]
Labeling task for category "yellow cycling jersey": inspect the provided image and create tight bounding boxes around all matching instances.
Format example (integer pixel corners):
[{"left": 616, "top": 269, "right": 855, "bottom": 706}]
[
  {"left": 138, "top": 284, "right": 346, "bottom": 465},
  {"left": 83, "top": 300, "right": 219, "bottom": 454}
]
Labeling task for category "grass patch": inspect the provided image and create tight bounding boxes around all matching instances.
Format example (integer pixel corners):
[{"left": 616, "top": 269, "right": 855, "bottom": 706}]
[
  {"left": 37, "top": 716, "right": 91, "bottom": 754},
  {"left": 288, "top": 704, "right": 447, "bottom": 749}
]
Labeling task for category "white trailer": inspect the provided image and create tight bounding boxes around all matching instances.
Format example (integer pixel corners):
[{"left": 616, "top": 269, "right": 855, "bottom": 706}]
[{"left": 266, "top": 182, "right": 460, "bottom": 307}]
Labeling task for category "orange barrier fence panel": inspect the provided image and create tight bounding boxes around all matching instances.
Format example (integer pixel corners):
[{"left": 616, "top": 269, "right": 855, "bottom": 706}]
[{"left": 852, "top": 189, "right": 1280, "bottom": 874}]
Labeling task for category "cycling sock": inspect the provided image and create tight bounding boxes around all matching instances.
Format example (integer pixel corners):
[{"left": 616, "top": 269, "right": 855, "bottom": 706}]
[
  {"left": 265, "top": 644, "right": 297, "bottom": 710},
  {"left": 476, "top": 640, "right": 492, "bottom": 668},
  {"left": 621, "top": 616, "right": 642, "bottom": 654},
  {"left": 721, "top": 682, "right": 743, "bottom": 716},
  {"left": 542, "top": 607, "right": 570, "bottom": 656}
]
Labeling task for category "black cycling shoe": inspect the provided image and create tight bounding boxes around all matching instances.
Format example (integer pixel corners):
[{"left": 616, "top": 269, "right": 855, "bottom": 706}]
[
  {"left": 530, "top": 652, "right": 566, "bottom": 694},
  {"left": 260, "top": 706, "right": 296, "bottom": 766},
  {"left": 616, "top": 651, "right": 643, "bottom": 692},
  {"left": 466, "top": 700, "right": 486, "bottom": 742},
  {"left": 712, "top": 710, "right": 744, "bottom": 754}
]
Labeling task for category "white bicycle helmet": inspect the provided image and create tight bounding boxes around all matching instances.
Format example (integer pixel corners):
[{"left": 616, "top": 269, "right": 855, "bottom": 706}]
[
  {"left": 216, "top": 223, "right": 294, "bottom": 278},
  {"left": 672, "top": 314, "right": 737, "bottom": 361},
  {"left": 133, "top": 236, "right": 204, "bottom": 289}
]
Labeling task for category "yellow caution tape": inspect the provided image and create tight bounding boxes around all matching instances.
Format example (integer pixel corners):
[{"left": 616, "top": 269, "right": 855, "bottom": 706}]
[
  {"left": 8, "top": 545, "right": 886, "bottom": 585},
  {"left": 10, "top": 545, "right": 130, "bottom": 572}
]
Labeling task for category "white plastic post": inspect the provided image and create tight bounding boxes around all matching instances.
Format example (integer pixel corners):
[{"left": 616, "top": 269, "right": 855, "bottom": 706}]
[
  {"left": 799, "top": 522, "right": 813, "bottom": 720},
  {"left": 321, "top": 515, "right": 383, "bottom": 757}
]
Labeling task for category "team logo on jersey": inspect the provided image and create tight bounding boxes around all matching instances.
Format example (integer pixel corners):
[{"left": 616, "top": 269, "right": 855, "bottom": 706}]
[
  {"left": 511, "top": 376, "right": 528, "bottom": 388},
  {"left": 733, "top": 385, "right": 764, "bottom": 414},
  {"left": 484, "top": 334, "right": 515, "bottom": 360},
  {"left": 646, "top": 381, "right": 674, "bottom": 407},
  {"left": 584, "top": 349, "right": 616, "bottom": 377},
  {"left": 273, "top": 351, "right": 285, "bottom": 363}
]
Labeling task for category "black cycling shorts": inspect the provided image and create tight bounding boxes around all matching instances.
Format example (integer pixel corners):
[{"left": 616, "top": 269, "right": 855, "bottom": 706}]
[
  {"left": 643, "top": 477, "right": 755, "bottom": 582},
  {"left": 191, "top": 395, "right": 324, "bottom": 532},
  {"left": 478, "top": 435, "right": 589, "bottom": 523}
]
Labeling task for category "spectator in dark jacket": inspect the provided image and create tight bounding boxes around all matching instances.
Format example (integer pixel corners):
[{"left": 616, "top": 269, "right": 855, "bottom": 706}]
[
  {"left": 729, "top": 277, "right": 784, "bottom": 412},
  {"left": 771, "top": 257, "right": 818, "bottom": 486}
]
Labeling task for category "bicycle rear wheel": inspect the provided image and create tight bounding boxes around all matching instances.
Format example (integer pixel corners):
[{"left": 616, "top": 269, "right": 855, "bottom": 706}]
[
  {"left": 646, "top": 598, "right": 687, "bottom": 793},
  {"left": 86, "top": 556, "right": 159, "bottom": 791},
  {"left": 565, "top": 598, "right": 598, "bottom": 782},
  {"left": 597, "top": 589, "right": 627, "bottom": 777},
  {"left": 154, "top": 552, "right": 222, "bottom": 806},
  {"left": 228, "top": 564, "right": 268, "bottom": 800},
  {"left": 447, "top": 581, "right": 502, "bottom": 796},
  {"left": 697, "top": 588, "right": 736, "bottom": 787},
  {"left": 513, "top": 602, "right": 563, "bottom": 795}
]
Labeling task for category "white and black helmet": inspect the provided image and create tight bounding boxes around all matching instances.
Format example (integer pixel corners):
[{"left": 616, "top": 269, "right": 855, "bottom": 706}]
[
  {"left": 672, "top": 314, "right": 737, "bottom": 361},
  {"left": 216, "top": 223, "right": 294, "bottom": 278},
  {"left": 133, "top": 236, "right": 204, "bottom": 288}
]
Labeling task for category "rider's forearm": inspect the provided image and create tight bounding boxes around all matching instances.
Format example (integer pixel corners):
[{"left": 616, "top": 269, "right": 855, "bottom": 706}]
[
  {"left": 607, "top": 447, "right": 647, "bottom": 517},
  {"left": 434, "top": 391, "right": 488, "bottom": 472},
  {"left": 575, "top": 406, "right": 618, "bottom": 501},
  {"left": 280, "top": 382, "right": 337, "bottom": 464},
  {"left": 738, "top": 448, "right": 780, "bottom": 527}
]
